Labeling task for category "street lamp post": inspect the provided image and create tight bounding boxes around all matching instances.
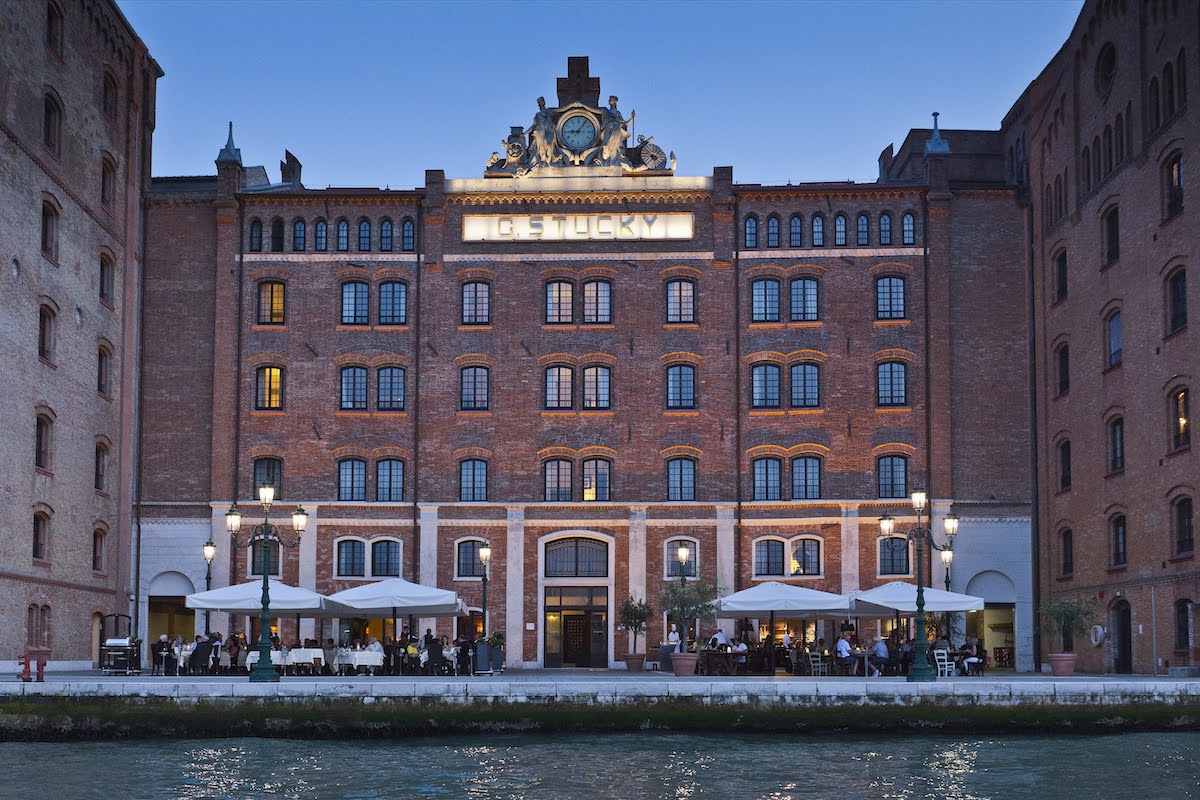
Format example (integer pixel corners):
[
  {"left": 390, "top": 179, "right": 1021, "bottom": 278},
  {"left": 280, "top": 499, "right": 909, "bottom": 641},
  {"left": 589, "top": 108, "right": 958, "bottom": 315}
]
[
  {"left": 677, "top": 543, "right": 690, "bottom": 587},
  {"left": 225, "top": 485, "right": 308, "bottom": 683},
  {"left": 880, "top": 491, "right": 958, "bottom": 683},
  {"left": 202, "top": 539, "right": 216, "bottom": 635},
  {"left": 478, "top": 542, "right": 491, "bottom": 639}
]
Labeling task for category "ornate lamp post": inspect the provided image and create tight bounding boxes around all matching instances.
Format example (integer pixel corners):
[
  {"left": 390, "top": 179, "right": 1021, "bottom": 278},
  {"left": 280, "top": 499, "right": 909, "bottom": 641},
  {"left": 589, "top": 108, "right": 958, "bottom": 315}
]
[
  {"left": 201, "top": 539, "right": 216, "bottom": 635},
  {"left": 677, "top": 543, "right": 690, "bottom": 587},
  {"left": 880, "top": 491, "right": 959, "bottom": 683},
  {"left": 940, "top": 512, "right": 958, "bottom": 640},
  {"left": 478, "top": 542, "right": 491, "bottom": 639},
  {"left": 224, "top": 485, "right": 307, "bottom": 683}
]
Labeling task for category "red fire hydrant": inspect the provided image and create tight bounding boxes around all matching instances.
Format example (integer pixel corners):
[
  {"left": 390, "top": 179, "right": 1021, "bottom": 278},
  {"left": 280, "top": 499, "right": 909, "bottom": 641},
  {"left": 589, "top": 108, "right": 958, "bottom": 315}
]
[{"left": 17, "top": 652, "right": 30, "bottom": 682}]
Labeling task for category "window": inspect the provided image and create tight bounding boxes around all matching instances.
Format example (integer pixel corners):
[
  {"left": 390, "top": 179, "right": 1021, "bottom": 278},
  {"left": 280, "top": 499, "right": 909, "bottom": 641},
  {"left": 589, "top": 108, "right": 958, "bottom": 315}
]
[
  {"left": 1106, "top": 310, "right": 1122, "bottom": 367},
  {"left": 336, "top": 219, "right": 349, "bottom": 251},
  {"left": 270, "top": 218, "right": 284, "bottom": 252},
  {"left": 790, "top": 277, "right": 818, "bottom": 322},
  {"left": 250, "top": 540, "right": 280, "bottom": 576},
  {"left": 666, "top": 279, "right": 695, "bottom": 323},
  {"left": 340, "top": 366, "right": 367, "bottom": 410},
  {"left": 1055, "top": 344, "right": 1070, "bottom": 396},
  {"left": 338, "top": 459, "right": 366, "bottom": 501},
  {"left": 253, "top": 457, "right": 282, "bottom": 499},
  {"left": 462, "top": 281, "right": 490, "bottom": 325},
  {"left": 255, "top": 366, "right": 283, "bottom": 410},
  {"left": 811, "top": 215, "right": 824, "bottom": 247},
  {"left": 544, "top": 459, "right": 573, "bottom": 502},
  {"left": 43, "top": 93, "right": 61, "bottom": 155},
  {"left": 1164, "top": 62, "right": 1177, "bottom": 117},
  {"left": 257, "top": 281, "right": 285, "bottom": 325},
  {"left": 98, "top": 74, "right": 116, "bottom": 119},
  {"left": 1053, "top": 251, "right": 1068, "bottom": 303},
  {"left": 380, "top": 219, "right": 393, "bottom": 252},
  {"left": 1165, "top": 154, "right": 1184, "bottom": 219},
  {"left": 789, "top": 215, "right": 802, "bottom": 247},
  {"left": 1115, "top": 115, "right": 1125, "bottom": 163},
  {"left": 41, "top": 202, "right": 58, "bottom": 260},
  {"left": 545, "top": 538, "right": 608, "bottom": 577},
  {"left": 752, "top": 457, "right": 782, "bottom": 501},
  {"left": 1171, "top": 388, "right": 1190, "bottom": 449},
  {"left": 751, "top": 278, "right": 780, "bottom": 322},
  {"left": 1103, "top": 207, "right": 1119, "bottom": 264},
  {"left": 377, "top": 366, "right": 405, "bottom": 411},
  {"left": 744, "top": 216, "right": 758, "bottom": 248},
  {"left": 460, "top": 459, "right": 488, "bottom": 502},
  {"left": 337, "top": 540, "right": 366, "bottom": 577},
  {"left": 1109, "top": 417, "right": 1125, "bottom": 472},
  {"left": 901, "top": 213, "right": 916, "bottom": 245},
  {"left": 1082, "top": 147, "right": 1092, "bottom": 190},
  {"left": 766, "top": 215, "right": 780, "bottom": 248},
  {"left": 666, "top": 364, "right": 696, "bottom": 408},
  {"left": 751, "top": 364, "right": 781, "bottom": 408},
  {"left": 379, "top": 281, "right": 407, "bottom": 325},
  {"left": 100, "top": 159, "right": 115, "bottom": 208},
  {"left": 545, "top": 366, "right": 574, "bottom": 409},
  {"left": 1096, "top": 43, "right": 1117, "bottom": 95},
  {"left": 248, "top": 219, "right": 263, "bottom": 252},
  {"left": 582, "top": 280, "right": 611, "bottom": 324},
  {"left": 792, "top": 539, "right": 821, "bottom": 576},
  {"left": 93, "top": 443, "right": 107, "bottom": 492},
  {"left": 879, "top": 537, "right": 909, "bottom": 575},
  {"left": 35, "top": 414, "right": 51, "bottom": 470},
  {"left": 99, "top": 255, "right": 114, "bottom": 304},
  {"left": 668, "top": 539, "right": 697, "bottom": 577},
  {"left": 92, "top": 529, "right": 106, "bottom": 572},
  {"left": 46, "top": 2, "right": 63, "bottom": 54},
  {"left": 292, "top": 219, "right": 306, "bottom": 251},
  {"left": 457, "top": 540, "right": 487, "bottom": 578},
  {"left": 315, "top": 220, "right": 328, "bottom": 251},
  {"left": 1176, "top": 497, "right": 1195, "bottom": 555},
  {"left": 1060, "top": 529, "right": 1074, "bottom": 575},
  {"left": 856, "top": 214, "right": 869, "bottom": 246},
  {"left": 97, "top": 346, "right": 111, "bottom": 394},
  {"left": 790, "top": 363, "right": 820, "bottom": 408},
  {"left": 38, "top": 305, "right": 55, "bottom": 360},
  {"left": 1102, "top": 127, "right": 1113, "bottom": 176},
  {"left": 1167, "top": 269, "right": 1188, "bottom": 334},
  {"left": 792, "top": 456, "right": 821, "bottom": 500},
  {"left": 582, "top": 365, "right": 611, "bottom": 410},
  {"left": 1059, "top": 440, "right": 1072, "bottom": 490},
  {"left": 754, "top": 540, "right": 785, "bottom": 576},
  {"left": 460, "top": 366, "right": 490, "bottom": 410},
  {"left": 546, "top": 281, "right": 573, "bottom": 324},
  {"left": 834, "top": 214, "right": 847, "bottom": 246},
  {"left": 358, "top": 219, "right": 371, "bottom": 251},
  {"left": 877, "top": 455, "right": 908, "bottom": 498},
  {"left": 1175, "top": 600, "right": 1191, "bottom": 652},
  {"left": 372, "top": 540, "right": 401, "bottom": 576},
  {"left": 340, "top": 281, "right": 368, "bottom": 325},
  {"left": 376, "top": 459, "right": 404, "bottom": 502},
  {"left": 401, "top": 219, "right": 415, "bottom": 251},
  {"left": 33, "top": 512, "right": 49, "bottom": 561},
  {"left": 667, "top": 458, "right": 696, "bottom": 501},
  {"left": 876, "top": 361, "right": 907, "bottom": 406},
  {"left": 1111, "top": 515, "right": 1127, "bottom": 566},
  {"left": 876, "top": 276, "right": 906, "bottom": 319},
  {"left": 879, "top": 214, "right": 892, "bottom": 245},
  {"left": 582, "top": 458, "right": 610, "bottom": 501}
]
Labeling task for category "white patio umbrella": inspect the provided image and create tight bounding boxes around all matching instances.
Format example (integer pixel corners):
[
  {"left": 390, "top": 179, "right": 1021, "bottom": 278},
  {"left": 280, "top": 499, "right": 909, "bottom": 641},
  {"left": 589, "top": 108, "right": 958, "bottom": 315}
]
[
  {"left": 185, "top": 579, "right": 348, "bottom": 614},
  {"left": 847, "top": 582, "right": 986, "bottom": 616},
  {"left": 717, "top": 581, "right": 851, "bottom": 615},
  {"left": 326, "top": 578, "right": 468, "bottom": 617}
]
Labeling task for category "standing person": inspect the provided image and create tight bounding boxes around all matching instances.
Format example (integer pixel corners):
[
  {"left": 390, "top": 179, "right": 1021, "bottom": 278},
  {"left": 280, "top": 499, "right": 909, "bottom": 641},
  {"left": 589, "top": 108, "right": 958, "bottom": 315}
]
[
  {"left": 225, "top": 634, "right": 241, "bottom": 674},
  {"left": 667, "top": 623, "right": 681, "bottom": 653},
  {"left": 423, "top": 628, "right": 437, "bottom": 652}
]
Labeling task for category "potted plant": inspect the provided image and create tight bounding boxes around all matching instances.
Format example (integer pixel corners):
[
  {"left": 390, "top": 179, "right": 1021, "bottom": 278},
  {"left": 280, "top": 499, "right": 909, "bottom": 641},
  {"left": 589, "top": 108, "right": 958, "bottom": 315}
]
[
  {"left": 486, "top": 630, "right": 505, "bottom": 673},
  {"left": 1039, "top": 595, "right": 1095, "bottom": 677},
  {"left": 660, "top": 579, "right": 719, "bottom": 676},
  {"left": 618, "top": 596, "right": 653, "bottom": 673}
]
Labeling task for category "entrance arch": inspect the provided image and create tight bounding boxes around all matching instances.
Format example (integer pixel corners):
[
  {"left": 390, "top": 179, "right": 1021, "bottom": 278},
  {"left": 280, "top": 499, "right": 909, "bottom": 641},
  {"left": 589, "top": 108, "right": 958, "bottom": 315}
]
[
  {"left": 538, "top": 530, "right": 615, "bottom": 668},
  {"left": 964, "top": 570, "right": 1018, "bottom": 668},
  {"left": 147, "top": 571, "right": 196, "bottom": 642}
]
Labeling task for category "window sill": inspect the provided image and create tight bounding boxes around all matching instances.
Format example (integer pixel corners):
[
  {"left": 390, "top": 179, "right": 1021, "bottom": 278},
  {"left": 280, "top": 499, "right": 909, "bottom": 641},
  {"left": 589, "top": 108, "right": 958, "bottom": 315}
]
[
  {"left": 580, "top": 410, "right": 614, "bottom": 416},
  {"left": 788, "top": 408, "right": 824, "bottom": 415},
  {"left": 98, "top": 391, "right": 113, "bottom": 402},
  {"left": 1050, "top": 296, "right": 1067, "bottom": 309},
  {"left": 541, "top": 324, "right": 578, "bottom": 330},
  {"left": 100, "top": 299, "right": 115, "bottom": 311},
  {"left": 94, "top": 490, "right": 110, "bottom": 499},
  {"left": 663, "top": 323, "right": 699, "bottom": 329},
  {"left": 664, "top": 409, "right": 698, "bottom": 415},
  {"left": 751, "top": 574, "right": 824, "bottom": 582},
  {"left": 1168, "top": 553, "right": 1195, "bottom": 563},
  {"left": 335, "top": 410, "right": 372, "bottom": 416},
  {"left": 374, "top": 409, "right": 408, "bottom": 415},
  {"left": 35, "top": 466, "right": 53, "bottom": 478},
  {"left": 335, "top": 324, "right": 371, "bottom": 331},
  {"left": 580, "top": 323, "right": 614, "bottom": 328},
  {"left": 1166, "top": 445, "right": 1192, "bottom": 459},
  {"left": 749, "top": 409, "right": 785, "bottom": 416},
  {"left": 250, "top": 410, "right": 286, "bottom": 416},
  {"left": 877, "top": 573, "right": 914, "bottom": 580},
  {"left": 33, "top": 558, "right": 51, "bottom": 569},
  {"left": 456, "top": 411, "right": 491, "bottom": 417},
  {"left": 251, "top": 324, "right": 287, "bottom": 331},
  {"left": 1055, "top": 573, "right": 1074, "bottom": 582},
  {"left": 1105, "top": 468, "right": 1125, "bottom": 479},
  {"left": 873, "top": 319, "right": 910, "bottom": 326},
  {"left": 457, "top": 325, "right": 491, "bottom": 331},
  {"left": 1164, "top": 325, "right": 1188, "bottom": 342},
  {"left": 1105, "top": 564, "right": 1128, "bottom": 574},
  {"left": 92, "top": 569, "right": 108, "bottom": 578},
  {"left": 876, "top": 406, "right": 911, "bottom": 413},
  {"left": 541, "top": 410, "right": 577, "bottom": 417},
  {"left": 1101, "top": 361, "right": 1122, "bottom": 375},
  {"left": 788, "top": 321, "right": 822, "bottom": 328},
  {"left": 39, "top": 356, "right": 57, "bottom": 369},
  {"left": 373, "top": 324, "right": 410, "bottom": 330},
  {"left": 749, "top": 321, "right": 785, "bottom": 328}
]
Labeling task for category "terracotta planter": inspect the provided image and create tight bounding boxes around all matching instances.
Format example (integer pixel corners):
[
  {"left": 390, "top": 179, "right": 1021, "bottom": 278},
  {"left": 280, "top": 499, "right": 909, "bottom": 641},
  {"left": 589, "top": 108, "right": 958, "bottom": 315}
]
[
  {"left": 1048, "top": 652, "right": 1077, "bottom": 677},
  {"left": 624, "top": 654, "right": 645, "bottom": 673},
  {"left": 672, "top": 652, "right": 699, "bottom": 677}
]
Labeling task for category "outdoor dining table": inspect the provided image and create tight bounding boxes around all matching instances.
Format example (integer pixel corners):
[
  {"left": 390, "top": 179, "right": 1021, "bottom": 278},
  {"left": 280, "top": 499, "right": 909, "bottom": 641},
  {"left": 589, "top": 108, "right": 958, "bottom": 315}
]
[
  {"left": 850, "top": 650, "right": 874, "bottom": 676},
  {"left": 334, "top": 649, "right": 384, "bottom": 675}
]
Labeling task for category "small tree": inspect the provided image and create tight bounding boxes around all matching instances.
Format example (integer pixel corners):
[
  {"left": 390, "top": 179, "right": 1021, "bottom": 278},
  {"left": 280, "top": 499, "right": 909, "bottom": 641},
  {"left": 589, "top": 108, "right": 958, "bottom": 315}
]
[
  {"left": 660, "top": 579, "right": 719, "bottom": 652},
  {"left": 1039, "top": 595, "right": 1095, "bottom": 653},
  {"left": 618, "top": 596, "right": 653, "bottom": 655}
]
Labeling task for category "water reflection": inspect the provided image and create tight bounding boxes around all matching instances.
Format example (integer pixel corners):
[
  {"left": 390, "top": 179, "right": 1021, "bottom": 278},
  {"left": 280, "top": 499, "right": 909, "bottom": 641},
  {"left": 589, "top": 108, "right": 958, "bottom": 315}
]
[{"left": 4, "top": 732, "right": 1198, "bottom": 799}]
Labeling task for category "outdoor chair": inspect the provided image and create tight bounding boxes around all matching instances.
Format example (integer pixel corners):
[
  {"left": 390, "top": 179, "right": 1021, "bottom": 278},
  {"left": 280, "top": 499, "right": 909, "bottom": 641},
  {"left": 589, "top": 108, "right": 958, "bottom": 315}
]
[
  {"left": 807, "top": 652, "right": 830, "bottom": 676},
  {"left": 933, "top": 649, "right": 955, "bottom": 677}
]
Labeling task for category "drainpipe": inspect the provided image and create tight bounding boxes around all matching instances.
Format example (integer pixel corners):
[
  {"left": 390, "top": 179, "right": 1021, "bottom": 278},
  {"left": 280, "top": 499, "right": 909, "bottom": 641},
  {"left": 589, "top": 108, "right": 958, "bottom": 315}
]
[{"left": 1022, "top": 183, "right": 1041, "bottom": 672}]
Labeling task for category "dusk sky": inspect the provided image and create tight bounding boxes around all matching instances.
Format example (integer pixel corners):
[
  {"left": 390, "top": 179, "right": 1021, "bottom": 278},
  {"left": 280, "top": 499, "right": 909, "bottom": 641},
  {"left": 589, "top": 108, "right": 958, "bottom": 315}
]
[{"left": 117, "top": 1, "right": 1085, "bottom": 189}]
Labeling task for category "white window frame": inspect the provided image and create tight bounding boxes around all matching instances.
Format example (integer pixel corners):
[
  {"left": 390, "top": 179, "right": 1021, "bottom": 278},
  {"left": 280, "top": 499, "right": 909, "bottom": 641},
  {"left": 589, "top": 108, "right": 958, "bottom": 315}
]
[
  {"left": 663, "top": 536, "right": 700, "bottom": 581},
  {"left": 333, "top": 535, "right": 368, "bottom": 578}
]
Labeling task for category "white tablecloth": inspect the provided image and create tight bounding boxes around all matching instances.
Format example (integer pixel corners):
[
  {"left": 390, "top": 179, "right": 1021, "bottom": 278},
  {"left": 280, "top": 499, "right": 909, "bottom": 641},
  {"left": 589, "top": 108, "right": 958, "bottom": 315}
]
[
  {"left": 334, "top": 650, "right": 384, "bottom": 670},
  {"left": 245, "top": 648, "right": 325, "bottom": 668}
]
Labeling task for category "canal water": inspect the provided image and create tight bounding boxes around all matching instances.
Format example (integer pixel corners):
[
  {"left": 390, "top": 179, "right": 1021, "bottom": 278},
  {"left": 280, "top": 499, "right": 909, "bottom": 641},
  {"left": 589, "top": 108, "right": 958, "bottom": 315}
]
[{"left": 7, "top": 732, "right": 1198, "bottom": 799}]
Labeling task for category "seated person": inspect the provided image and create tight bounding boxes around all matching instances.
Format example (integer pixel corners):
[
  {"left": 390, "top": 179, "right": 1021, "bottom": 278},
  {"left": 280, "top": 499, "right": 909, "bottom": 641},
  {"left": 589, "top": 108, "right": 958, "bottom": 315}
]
[
  {"left": 731, "top": 637, "right": 749, "bottom": 672},
  {"left": 960, "top": 636, "right": 983, "bottom": 674},
  {"left": 835, "top": 631, "right": 855, "bottom": 673},
  {"left": 869, "top": 635, "right": 888, "bottom": 677}
]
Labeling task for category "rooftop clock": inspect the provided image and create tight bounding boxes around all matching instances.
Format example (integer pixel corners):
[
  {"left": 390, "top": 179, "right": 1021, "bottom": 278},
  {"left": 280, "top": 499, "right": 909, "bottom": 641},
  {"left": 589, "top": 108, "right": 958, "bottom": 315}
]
[{"left": 558, "top": 113, "right": 597, "bottom": 151}]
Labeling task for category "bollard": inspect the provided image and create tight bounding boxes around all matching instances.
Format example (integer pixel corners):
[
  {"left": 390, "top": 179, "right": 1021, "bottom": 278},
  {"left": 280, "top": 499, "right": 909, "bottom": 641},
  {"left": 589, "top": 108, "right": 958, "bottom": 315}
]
[
  {"left": 17, "top": 652, "right": 30, "bottom": 682},
  {"left": 35, "top": 653, "right": 47, "bottom": 682}
]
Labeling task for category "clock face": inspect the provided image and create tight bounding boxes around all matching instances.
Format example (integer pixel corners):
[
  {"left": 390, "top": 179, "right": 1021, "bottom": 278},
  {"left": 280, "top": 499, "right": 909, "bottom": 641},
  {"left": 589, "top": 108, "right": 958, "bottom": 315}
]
[{"left": 559, "top": 115, "right": 597, "bottom": 150}]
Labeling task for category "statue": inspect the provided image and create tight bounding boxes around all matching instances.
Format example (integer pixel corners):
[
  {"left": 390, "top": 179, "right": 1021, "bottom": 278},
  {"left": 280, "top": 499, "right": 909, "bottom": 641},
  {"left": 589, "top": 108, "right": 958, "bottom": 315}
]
[
  {"left": 599, "top": 95, "right": 634, "bottom": 167},
  {"left": 525, "top": 96, "right": 564, "bottom": 168}
]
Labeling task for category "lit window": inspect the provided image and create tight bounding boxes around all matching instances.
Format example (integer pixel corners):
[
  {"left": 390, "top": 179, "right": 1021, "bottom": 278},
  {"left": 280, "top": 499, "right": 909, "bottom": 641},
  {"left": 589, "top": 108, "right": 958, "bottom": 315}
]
[
  {"left": 546, "top": 281, "right": 573, "bottom": 324},
  {"left": 1171, "top": 388, "right": 1190, "bottom": 450},
  {"left": 460, "top": 366, "right": 489, "bottom": 410},
  {"left": 338, "top": 459, "right": 366, "bottom": 501},
  {"left": 255, "top": 366, "right": 283, "bottom": 410},
  {"left": 792, "top": 539, "right": 821, "bottom": 576},
  {"left": 582, "top": 280, "right": 611, "bottom": 324},
  {"left": 582, "top": 458, "right": 610, "bottom": 501},
  {"left": 1165, "top": 153, "right": 1184, "bottom": 219},
  {"left": 666, "top": 279, "right": 695, "bottom": 323},
  {"left": 257, "top": 281, "right": 285, "bottom": 325},
  {"left": 376, "top": 459, "right": 404, "bottom": 502}
]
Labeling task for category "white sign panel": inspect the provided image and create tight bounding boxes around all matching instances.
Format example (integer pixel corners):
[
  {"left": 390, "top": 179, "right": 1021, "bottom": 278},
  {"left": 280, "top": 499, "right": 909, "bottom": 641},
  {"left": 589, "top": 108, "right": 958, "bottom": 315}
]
[{"left": 462, "top": 213, "right": 694, "bottom": 242}]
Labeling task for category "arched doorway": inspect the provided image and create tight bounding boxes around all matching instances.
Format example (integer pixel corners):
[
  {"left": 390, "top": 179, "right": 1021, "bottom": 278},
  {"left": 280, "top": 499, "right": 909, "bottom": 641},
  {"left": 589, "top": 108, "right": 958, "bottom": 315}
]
[
  {"left": 964, "top": 570, "right": 1017, "bottom": 669},
  {"left": 1111, "top": 599, "right": 1132, "bottom": 673},
  {"left": 540, "top": 533, "right": 613, "bottom": 668},
  {"left": 148, "top": 571, "right": 196, "bottom": 642}
]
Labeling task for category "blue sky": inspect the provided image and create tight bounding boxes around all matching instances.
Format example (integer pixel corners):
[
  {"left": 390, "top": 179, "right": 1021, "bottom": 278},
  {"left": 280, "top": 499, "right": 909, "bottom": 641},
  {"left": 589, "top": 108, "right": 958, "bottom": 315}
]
[{"left": 117, "top": 0, "right": 1084, "bottom": 189}]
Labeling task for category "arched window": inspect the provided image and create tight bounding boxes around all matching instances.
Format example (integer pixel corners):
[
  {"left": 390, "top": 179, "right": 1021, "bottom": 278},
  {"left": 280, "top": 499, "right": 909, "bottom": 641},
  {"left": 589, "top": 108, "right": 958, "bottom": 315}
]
[
  {"left": 543, "top": 459, "right": 573, "bottom": 502},
  {"left": 35, "top": 414, "right": 53, "bottom": 470},
  {"left": 1114, "top": 114, "right": 1125, "bottom": 163},
  {"left": 460, "top": 366, "right": 489, "bottom": 410},
  {"left": 901, "top": 213, "right": 916, "bottom": 245},
  {"left": 1053, "top": 251, "right": 1068, "bottom": 302},
  {"left": 666, "top": 279, "right": 695, "bottom": 323},
  {"left": 666, "top": 364, "right": 696, "bottom": 408},
  {"left": 340, "top": 280, "right": 369, "bottom": 325},
  {"left": 1167, "top": 268, "right": 1188, "bottom": 334},
  {"left": 790, "top": 277, "right": 818, "bottom": 322},
  {"left": 46, "top": 1, "right": 63, "bottom": 54},
  {"left": 1103, "top": 206, "right": 1119, "bottom": 263},
  {"left": 546, "top": 280, "right": 573, "bottom": 324},
  {"left": 856, "top": 214, "right": 869, "bottom": 246},
  {"left": 376, "top": 459, "right": 404, "bottom": 502},
  {"left": 380, "top": 281, "right": 407, "bottom": 325},
  {"left": 337, "top": 458, "right": 366, "bottom": 501},
  {"left": 315, "top": 219, "right": 328, "bottom": 251},
  {"left": 668, "top": 539, "right": 698, "bottom": 578},
  {"left": 544, "top": 365, "right": 574, "bottom": 409},
  {"left": 754, "top": 539, "right": 785, "bottom": 576},
  {"left": 92, "top": 528, "right": 106, "bottom": 572},
  {"left": 96, "top": 345, "right": 111, "bottom": 394},
  {"left": 1058, "top": 440, "right": 1072, "bottom": 490},
  {"left": 1175, "top": 599, "right": 1192, "bottom": 651},
  {"left": 751, "top": 278, "right": 780, "bottom": 322},
  {"left": 833, "top": 214, "right": 847, "bottom": 246},
  {"left": 582, "top": 365, "right": 611, "bottom": 410},
  {"left": 875, "top": 276, "right": 906, "bottom": 319},
  {"left": 1102, "top": 126, "right": 1113, "bottom": 176},
  {"left": 751, "top": 363, "right": 781, "bottom": 408},
  {"left": 99, "top": 254, "right": 115, "bottom": 304},
  {"left": 38, "top": 304, "right": 55, "bottom": 360},
  {"left": 270, "top": 218, "right": 284, "bottom": 252},
  {"left": 41, "top": 201, "right": 58, "bottom": 260},
  {"left": 1150, "top": 77, "right": 1162, "bottom": 130},
  {"left": 248, "top": 219, "right": 263, "bottom": 252},
  {"left": 1059, "top": 529, "right": 1073, "bottom": 576},
  {"left": 766, "top": 215, "right": 780, "bottom": 247},
  {"left": 582, "top": 279, "right": 611, "bottom": 324},
  {"left": 1174, "top": 497, "right": 1194, "bottom": 555},
  {"left": 43, "top": 92, "right": 62, "bottom": 155},
  {"left": 667, "top": 458, "right": 696, "bottom": 501},
  {"left": 1164, "top": 153, "right": 1184, "bottom": 219},
  {"left": 877, "top": 455, "right": 908, "bottom": 498},
  {"left": 1055, "top": 343, "right": 1070, "bottom": 395},
  {"left": 1106, "top": 310, "right": 1123, "bottom": 367},
  {"left": 1110, "top": 514, "right": 1127, "bottom": 566},
  {"left": 790, "top": 363, "right": 819, "bottom": 408},
  {"left": 456, "top": 539, "right": 487, "bottom": 578},
  {"left": 462, "top": 281, "right": 490, "bottom": 325},
  {"left": 254, "top": 365, "right": 283, "bottom": 410},
  {"left": 372, "top": 540, "right": 401, "bottom": 576},
  {"left": 792, "top": 537, "right": 821, "bottom": 576},
  {"left": 340, "top": 365, "right": 368, "bottom": 410},
  {"left": 251, "top": 540, "right": 280, "bottom": 576},
  {"left": 879, "top": 213, "right": 892, "bottom": 245},
  {"left": 336, "top": 539, "right": 366, "bottom": 577},
  {"left": 545, "top": 537, "right": 608, "bottom": 577},
  {"left": 1164, "top": 62, "right": 1177, "bottom": 117},
  {"left": 253, "top": 457, "right": 282, "bottom": 499},
  {"left": 1109, "top": 416, "right": 1125, "bottom": 473},
  {"left": 358, "top": 219, "right": 371, "bottom": 251},
  {"left": 336, "top": 219, "right": 349, "bottom": 251},
  {"left": 876, "top": 361, "right": 907, "bottom": 406},
  {"left": 377, "top": 366, "right": 405, "bottom": 411},
  {"left": 33, "top": 512, "right": 50, "bottom": 561},
  {"left": 460, "top": 459, "right": 488, "bottom": 501},
  {"left": 292, "top": 219, "right": 306, "bottom": 251},
  {"left": 102, "top": 73, "right": 118, "bottom": 119},
  {"left": 752, "top": 457, "right": 782, "bottom": 501},
  {"left": 879, "top": 537, "right": 909, "bottom": 575},
  {"left": 582, "top": 458, "right": 610, "bottom": 501},
  {"left": 401, "top": 218, "right": 415, "bottom": 251},
  {"left": 1054, "top": 175, "right": 1063, "bottom": 219},
  {"left": 380, "top": 219, "right": 393, "bottom": 251},
  {"left": 811, "top": 214, "right": 824, "bottom": 247},
  {"left": 100, "top": 158, "right": 115, "bottom": 208},
  {"left": 789, "top": 214, "right": 803, "bottom": 247},
  {"left": 257, "top": 280, "right": 284, "bottom": 324},
  {"left": 792, "top": 455, "right": 821, "bottom": 500},
  {"left": 1171, "top": 387, "right": 1191, "bottom": 450},
  {"left": 744, "top": 215, "right": 758, "bottom": 248},
  {"left": 1081, "top": 146, "right": 1091, "bottom": 190}
]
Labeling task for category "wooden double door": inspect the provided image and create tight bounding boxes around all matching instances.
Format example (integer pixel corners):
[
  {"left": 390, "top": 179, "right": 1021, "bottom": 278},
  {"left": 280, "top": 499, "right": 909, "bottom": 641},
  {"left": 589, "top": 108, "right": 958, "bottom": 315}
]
[{"left": 544, "top": 586, "right": 608, "bottom": 668}]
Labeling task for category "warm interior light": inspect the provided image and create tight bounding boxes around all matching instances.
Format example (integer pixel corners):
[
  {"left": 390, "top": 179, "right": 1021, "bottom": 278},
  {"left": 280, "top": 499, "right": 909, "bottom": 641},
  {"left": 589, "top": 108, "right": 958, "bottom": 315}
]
[
  {"left": 258, "top": 484, "right": 275, "bottom": 508},
  {"left": 940, "top": 548, "right": 954, "bottom": 566},
  {"left": 910, "top": 489, "right": 927, "bottom": 512},
  {"left": 202, "top": 540, "right": 217, "bottom": 564},
  {"left": 291, "top": 506, "right": 308, "bottom": 534},
  {"left": 225, "top": 504, "right": 242, "bottom": 534},
  {"left": 879, "top": 513, "right": 895, "bottom": 537},
  {"left": 943, "top": 511, "right": 959, "bottom": 537},
  {"left": 677, "top": 543, "right": 690, "bottom": 565},
  {"left": 479, "top": 543, "right": 492, "bottom": 566}
]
